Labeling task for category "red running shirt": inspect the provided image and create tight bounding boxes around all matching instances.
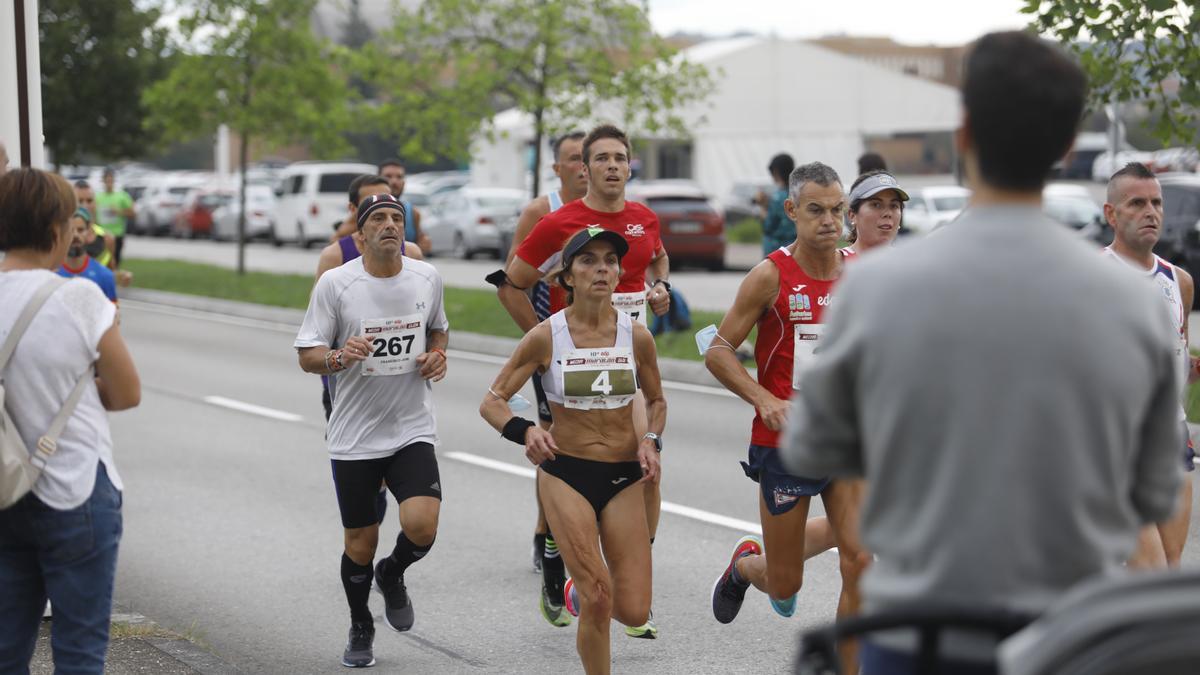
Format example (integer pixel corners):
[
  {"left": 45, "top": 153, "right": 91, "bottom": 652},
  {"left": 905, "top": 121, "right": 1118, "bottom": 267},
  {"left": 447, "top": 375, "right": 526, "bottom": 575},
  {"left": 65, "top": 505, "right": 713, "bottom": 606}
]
[
  {"left": 515, "top": 199, "right": 663, "bottom": 314},
  {"left": 751, "top": 247, "right": 854, "bottom": 448}
]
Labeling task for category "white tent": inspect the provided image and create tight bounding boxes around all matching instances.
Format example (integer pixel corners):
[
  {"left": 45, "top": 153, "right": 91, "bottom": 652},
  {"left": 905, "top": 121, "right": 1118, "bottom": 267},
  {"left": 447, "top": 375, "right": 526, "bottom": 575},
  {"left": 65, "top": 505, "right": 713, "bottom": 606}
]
[{"left": 470, "top": 35, "right": 962, "bottom": 200}]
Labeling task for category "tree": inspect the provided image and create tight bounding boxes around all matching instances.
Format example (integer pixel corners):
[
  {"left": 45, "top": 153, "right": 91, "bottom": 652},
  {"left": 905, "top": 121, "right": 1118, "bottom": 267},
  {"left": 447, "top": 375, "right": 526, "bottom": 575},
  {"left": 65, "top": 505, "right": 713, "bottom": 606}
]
[
  {"left": 360, "top": 0, "right": 714, "bottom": 196},
  {"left": 1024, "top": 0, "right": 1200, "bottom": 147},
  {"left": 143, "top": 0, "right": 352, "bottom": 274},
  {"left": 38, "top": 0, "right": 174, "bottom": 166}
]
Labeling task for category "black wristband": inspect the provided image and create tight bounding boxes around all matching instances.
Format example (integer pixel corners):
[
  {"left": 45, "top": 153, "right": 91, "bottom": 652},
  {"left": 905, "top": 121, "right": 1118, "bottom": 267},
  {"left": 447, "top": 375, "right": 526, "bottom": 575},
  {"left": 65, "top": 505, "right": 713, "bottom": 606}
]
[
  {"left": 501, "top": 416, "right": 536, "bottom": 445},
  {"left": 653, "top": 279, "right": 672, "bottom": 293}
]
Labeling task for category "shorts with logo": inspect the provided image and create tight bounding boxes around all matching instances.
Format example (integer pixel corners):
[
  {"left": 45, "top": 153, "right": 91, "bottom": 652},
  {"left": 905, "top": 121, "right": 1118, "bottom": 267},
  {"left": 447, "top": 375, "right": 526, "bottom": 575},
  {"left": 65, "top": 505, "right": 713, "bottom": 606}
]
[
  {"left": 330, "top": 442, "right": 441, "bottom": 528},
  {"left": 741, "top": 444, "right": 829, "bottom": 516},
  {"left": 540, "top": 453, "right": 643, "bottom": 520}
]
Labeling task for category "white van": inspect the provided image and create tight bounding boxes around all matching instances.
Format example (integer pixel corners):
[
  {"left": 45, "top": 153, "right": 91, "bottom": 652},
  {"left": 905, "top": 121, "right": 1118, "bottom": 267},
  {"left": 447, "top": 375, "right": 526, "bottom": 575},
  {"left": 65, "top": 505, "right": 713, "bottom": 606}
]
[{"left": 274, "top": 162, "right": 376, "bottom": 246}]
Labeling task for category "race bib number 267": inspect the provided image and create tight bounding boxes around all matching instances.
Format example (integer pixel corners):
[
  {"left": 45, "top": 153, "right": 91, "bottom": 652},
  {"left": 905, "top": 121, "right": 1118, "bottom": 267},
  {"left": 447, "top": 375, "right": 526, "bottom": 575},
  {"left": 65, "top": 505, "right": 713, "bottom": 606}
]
[{"left": 361, "top": 313, "right": 426, "bottom": 376}]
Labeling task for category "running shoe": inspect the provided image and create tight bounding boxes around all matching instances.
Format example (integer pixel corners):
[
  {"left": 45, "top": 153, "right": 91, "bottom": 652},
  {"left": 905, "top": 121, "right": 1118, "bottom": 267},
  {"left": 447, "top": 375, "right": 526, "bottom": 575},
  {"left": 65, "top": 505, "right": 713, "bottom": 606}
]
[
  {"left": 563, "top": 577, "right": 580, "bottom": 618},
  {"left": 711, "top": 534, "right": 763, "bottom": 624},
  {"left": 769, "top": 594, "right": 797, "bottom": 618},
  {"left": 373, "top": 561, "right": 414, "bottom": 632},
  {"left": 341, "top": 620, "right": 376, "bottom": 668},
  {"left": 540, "top": 579, "right": 572, "bottom": 627},
  {"left": 624, "top": 611, "right": 658, "bottom": 639}
]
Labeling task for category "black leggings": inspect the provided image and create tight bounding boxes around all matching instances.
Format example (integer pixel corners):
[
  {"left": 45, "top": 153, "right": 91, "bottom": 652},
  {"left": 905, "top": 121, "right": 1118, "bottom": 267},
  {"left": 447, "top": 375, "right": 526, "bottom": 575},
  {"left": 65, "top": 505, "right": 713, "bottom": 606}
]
[{"left": 540, "top": 454, "right": 642, "bottom": 520}]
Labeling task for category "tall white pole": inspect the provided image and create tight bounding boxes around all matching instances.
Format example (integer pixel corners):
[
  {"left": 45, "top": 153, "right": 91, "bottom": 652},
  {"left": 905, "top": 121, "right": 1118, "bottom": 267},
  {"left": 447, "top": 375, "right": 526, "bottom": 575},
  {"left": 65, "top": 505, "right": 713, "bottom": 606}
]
[{"left": 0, "top": 0, "right": 46, "bottom": 168}]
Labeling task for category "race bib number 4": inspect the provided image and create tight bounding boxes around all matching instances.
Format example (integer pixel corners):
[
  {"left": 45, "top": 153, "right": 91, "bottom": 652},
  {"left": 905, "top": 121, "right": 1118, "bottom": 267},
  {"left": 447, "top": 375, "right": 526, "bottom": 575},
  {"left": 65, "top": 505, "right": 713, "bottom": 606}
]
[
  {"left": 612, "top": 291, "right": 648, "bottom": 325},
  {"left": 792, "top": 323, "right": 824, "bottom": 390},
  {"left": 360, "top": 314, "right": 426, "bottom": 376},
  {"left": 561, "top": 347, "right": 636, "bottom": 410}
]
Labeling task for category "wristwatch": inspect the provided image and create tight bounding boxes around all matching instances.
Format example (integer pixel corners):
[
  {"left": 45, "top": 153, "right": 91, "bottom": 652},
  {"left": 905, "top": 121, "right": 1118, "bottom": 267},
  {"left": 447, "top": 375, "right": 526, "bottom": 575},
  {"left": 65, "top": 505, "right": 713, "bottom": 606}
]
[
  {"left": 652, "top": 279, "right": 672, "bottom": 293},
  {"left": 643, "top": 432, "right": 662, "bottom": 453}
]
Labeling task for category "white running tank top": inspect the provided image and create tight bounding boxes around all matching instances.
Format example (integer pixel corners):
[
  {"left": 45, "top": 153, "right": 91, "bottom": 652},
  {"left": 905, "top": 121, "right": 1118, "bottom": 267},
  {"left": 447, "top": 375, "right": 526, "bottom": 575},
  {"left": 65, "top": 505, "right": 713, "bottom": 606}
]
[
  {"left": 536, "top": 190, "right": 568, "bottom": 275},
  {"left": 1104, "top": 247, "right": 1188, "bottom": 419},
  {"left": 541, "top": 308, "right": 636, "bottom": 407}
]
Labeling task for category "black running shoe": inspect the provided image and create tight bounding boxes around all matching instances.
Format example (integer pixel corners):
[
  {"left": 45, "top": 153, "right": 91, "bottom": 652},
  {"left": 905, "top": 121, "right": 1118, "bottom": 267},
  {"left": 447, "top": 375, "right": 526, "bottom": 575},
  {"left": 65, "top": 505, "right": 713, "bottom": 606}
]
[
  {"left": 711, "top": 535, "right": 762, "bottom": 624},
  {"left": 341, "top": 620, "right": 375, "bottom": 668},
  {"left": 374, "top": 561, "right": 414, "bottom": 632}
]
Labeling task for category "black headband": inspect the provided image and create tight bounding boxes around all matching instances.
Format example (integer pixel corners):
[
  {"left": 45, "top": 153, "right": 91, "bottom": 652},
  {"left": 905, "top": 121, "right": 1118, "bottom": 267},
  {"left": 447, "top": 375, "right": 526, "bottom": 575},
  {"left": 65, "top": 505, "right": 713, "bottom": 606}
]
[{"left": 357, "top": 194, "right": 405, "bottom": 229}]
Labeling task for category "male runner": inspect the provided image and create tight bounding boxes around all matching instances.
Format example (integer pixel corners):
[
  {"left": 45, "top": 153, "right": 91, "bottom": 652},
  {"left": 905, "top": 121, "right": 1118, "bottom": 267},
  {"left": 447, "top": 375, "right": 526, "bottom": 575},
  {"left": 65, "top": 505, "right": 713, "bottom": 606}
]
[
  {"left": 58, "top": 207, "right": 118, "bottom": 303},
  {"left": 487, "top": 131, "right": 587, "bottom": 578},
  {"left": 497, "top": 124, "right": 670, "bottom": 638},
  {"left": 706, "top": 162, "right": 869, "bottom": 673},
  {"left": 295, "top": 194, "right": 449, "bottom": 668},
  {"left": 1103, "top": 161, "right": 1197, "bottom": 569},
  {"left": 94, "top": 168, "right": 135, "bottom": 267}
]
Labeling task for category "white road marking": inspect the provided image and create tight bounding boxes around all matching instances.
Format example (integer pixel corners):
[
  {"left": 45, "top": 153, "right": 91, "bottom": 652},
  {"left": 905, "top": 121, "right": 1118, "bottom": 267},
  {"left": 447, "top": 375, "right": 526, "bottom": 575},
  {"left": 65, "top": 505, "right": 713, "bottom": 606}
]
[
  {"left": 203, "top": 396, "right": 304, "bottom": 422},
  {"left": 445, "top": 451, "right": 761, "bottom": 535},
  {"left": 122, "top": 300, "right": 299, "bottom": 333}
]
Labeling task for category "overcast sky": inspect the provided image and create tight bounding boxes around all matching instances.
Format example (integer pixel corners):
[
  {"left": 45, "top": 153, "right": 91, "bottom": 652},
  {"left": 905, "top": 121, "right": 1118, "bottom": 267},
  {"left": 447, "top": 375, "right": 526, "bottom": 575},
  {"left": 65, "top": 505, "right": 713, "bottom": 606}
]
[{"left": 647, "top": 0, "right": 1031, "bottom": 46}]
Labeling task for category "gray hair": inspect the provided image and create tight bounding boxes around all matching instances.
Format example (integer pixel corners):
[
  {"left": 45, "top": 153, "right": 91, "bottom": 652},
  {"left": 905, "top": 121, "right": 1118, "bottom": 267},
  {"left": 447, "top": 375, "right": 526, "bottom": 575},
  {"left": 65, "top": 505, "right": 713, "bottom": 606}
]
[{"left": 788, "top": 162, "right": 842, "bottom": 201}]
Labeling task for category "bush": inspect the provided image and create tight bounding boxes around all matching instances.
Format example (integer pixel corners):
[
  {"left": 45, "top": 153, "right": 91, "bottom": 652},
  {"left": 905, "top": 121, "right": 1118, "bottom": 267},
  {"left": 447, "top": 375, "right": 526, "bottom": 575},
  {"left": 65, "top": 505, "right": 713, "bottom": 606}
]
[{"left": 727, "top": 217, "right": 763, "bottom": 244}]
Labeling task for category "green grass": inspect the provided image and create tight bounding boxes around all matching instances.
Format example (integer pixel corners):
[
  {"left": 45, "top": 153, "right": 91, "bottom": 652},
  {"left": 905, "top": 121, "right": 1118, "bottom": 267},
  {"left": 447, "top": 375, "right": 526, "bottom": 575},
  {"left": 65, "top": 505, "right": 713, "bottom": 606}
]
[
  {"left": 726, "top": 217, "right": 763, "bottom": 244},
  {"left": 123, "top": 258, "right": 751, "bottom": 362}
]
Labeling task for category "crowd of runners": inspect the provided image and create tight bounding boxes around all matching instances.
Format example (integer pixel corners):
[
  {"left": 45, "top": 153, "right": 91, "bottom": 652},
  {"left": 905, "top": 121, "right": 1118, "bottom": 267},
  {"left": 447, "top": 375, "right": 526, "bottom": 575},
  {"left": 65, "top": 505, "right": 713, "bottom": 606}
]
[{"left": 4, "top": 27, "right": 1196, "bottom": 675}]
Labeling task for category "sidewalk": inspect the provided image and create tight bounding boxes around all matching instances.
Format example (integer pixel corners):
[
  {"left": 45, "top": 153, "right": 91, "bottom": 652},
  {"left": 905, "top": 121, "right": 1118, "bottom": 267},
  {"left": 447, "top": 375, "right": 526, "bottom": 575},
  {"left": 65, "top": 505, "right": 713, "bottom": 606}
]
[{"left": 29, "top": 607, "right": 239, "bottom": 674}]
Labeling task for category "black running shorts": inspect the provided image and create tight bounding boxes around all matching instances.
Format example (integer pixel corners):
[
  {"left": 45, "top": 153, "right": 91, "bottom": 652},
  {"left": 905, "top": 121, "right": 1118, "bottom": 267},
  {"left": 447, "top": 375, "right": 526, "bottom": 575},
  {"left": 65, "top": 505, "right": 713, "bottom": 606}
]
[{"left": 330, "top": 443, "right": 441, "bottom": 529}]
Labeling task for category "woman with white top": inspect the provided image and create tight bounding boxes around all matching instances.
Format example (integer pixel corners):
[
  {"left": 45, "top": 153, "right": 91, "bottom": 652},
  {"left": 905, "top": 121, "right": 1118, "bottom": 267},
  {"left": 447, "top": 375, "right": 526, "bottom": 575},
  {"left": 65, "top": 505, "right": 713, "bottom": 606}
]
[
  {"left": 0, "top": 168, "right": 140, "bottom": 674},
  {"left": 480, "top": 227, "right": 666, "bottom": 675}
]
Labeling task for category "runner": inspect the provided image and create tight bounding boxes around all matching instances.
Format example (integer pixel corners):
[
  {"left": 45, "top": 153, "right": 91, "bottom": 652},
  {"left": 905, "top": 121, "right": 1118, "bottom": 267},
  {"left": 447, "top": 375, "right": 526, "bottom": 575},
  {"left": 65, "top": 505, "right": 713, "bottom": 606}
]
[
  {"left": 73, "top": 180, "right": 116, "bottom": 271},
  {"left": 94, "top": 168, "right": 134, "bottom": 268},
  {"left": 1102, "top": 161, "right": 1197, "bottom": 569},
  {"left": 57, "top": 207, "right": 118, "bottom": 303},
  {"left": 295, "top": 194, "right": 449, "bottom": 668},
  {"left": 705, "top": 162, "right": 869, "bottom": 673},
  {"left": 323, "top": 175, "right": 423, "bottom": 261},
  {"left": 487, "top": 131, "right": 587, "bottom": 580},
  {"left": 495, "top": 124, "right": 670, "bottom": 637},
  {"left": 481, "top": 227, "right": 666, "bottom": 675},
  {"left": 844, "top": 171, "right": 908, "bottom": 253}
]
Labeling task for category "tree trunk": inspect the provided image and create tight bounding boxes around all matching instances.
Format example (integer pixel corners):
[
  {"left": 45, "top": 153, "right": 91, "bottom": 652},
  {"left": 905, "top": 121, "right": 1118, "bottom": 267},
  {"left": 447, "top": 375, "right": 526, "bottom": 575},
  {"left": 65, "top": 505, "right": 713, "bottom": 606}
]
[{"left": 531, "top": 106, "right": 543, "bottom": 199}]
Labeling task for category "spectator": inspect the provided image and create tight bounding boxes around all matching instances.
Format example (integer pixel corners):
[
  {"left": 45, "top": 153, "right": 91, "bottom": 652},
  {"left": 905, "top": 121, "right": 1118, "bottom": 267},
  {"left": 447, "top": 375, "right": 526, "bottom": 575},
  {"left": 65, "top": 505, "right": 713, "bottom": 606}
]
[
  {"left": 857, "top": 152, "right": 887, "bottom": 175},
  {"left": 58, "top": 208, "right": 118, "bottom": 303},
  {"left": 761, "top": 153, "right": 795, "bottom": 256},
  {"left": 783, "top": 31, "right": 1181, "bottom": 674},
  {"left": 0, "top": 168, "right": 141, "bottom": 674}
]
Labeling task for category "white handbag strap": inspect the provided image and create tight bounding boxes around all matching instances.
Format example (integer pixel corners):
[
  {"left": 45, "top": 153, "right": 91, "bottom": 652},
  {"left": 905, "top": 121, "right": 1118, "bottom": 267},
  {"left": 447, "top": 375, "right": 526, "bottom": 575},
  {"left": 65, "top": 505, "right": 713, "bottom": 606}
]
[{"left": 1, "top": 277, "right": 90, "bottom": 467}]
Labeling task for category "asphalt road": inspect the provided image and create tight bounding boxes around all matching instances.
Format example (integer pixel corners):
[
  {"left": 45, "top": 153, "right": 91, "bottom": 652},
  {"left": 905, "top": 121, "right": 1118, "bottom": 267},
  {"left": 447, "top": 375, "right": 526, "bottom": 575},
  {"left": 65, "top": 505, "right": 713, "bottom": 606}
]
[{"left": 110, "top": 302, "right": 846, "bottom": 674}]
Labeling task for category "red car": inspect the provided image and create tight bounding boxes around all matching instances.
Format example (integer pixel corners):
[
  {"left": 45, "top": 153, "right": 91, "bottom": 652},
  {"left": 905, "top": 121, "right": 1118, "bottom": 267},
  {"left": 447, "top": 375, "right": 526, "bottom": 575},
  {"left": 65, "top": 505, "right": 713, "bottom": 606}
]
[
  {"left": 173, "top": 188, "right": 232, "bottom": 238},
  {"left": 626, "top": 180, "right": 726, "bottom": 270}
]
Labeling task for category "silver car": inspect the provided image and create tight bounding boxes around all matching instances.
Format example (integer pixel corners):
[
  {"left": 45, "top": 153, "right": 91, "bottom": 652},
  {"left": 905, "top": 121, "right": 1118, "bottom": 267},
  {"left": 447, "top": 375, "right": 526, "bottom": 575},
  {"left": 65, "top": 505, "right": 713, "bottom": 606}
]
[
  {"left": 903, "top": 186, "right": 971, "bottom": 235},
  {"left": 424, "top": 187, "right": 527, "bottom": 259}
]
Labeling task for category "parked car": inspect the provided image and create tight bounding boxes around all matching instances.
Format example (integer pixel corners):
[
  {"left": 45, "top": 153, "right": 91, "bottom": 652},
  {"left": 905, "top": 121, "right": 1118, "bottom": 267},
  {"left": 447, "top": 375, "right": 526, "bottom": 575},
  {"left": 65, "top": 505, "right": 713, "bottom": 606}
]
[
  {"left": 424, "top": 187, "right": 527, "bottom": 258},
  {"left": 1092, "top": 150, "right": 1154, "bottom": 182},
  {"left": 274, "top": 162, "right": 375, "bottom": 247},
  {"left": 407, "top": 171, "right": 470, "bottom": 197},
  {"left": 626, "top": 179, "right": 726, "bottom": 271},
  {"left": 211, "top": 183, "right": 278, "bottom": 243},
  {"left": 1042, "top": 183, "right": 1106, "bottom": 243},
  {"left": 173, "top": 188, "right": 232, "bottom": 238},
  {"left": 722, "top": 179, "right": 774, "bottom": 225},
  {"left": 902, "top": 186, "right": 970, "bottom": 235},
  {"left": 1158, "top": 174, "right": 1200, "bottom": 271},
  {"left": 136, "top": 172, "right": 213, "bottom": 236}
]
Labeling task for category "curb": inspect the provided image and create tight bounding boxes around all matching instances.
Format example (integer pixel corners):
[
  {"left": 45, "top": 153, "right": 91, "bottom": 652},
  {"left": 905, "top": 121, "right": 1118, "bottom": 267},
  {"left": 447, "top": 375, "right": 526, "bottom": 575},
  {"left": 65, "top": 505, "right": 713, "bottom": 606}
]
[
  {"left": 121, "top": 288, "right": 732, "bottom": 388},
  {"left": 112, "top": 607, "right": 244, "bottom": 675}
]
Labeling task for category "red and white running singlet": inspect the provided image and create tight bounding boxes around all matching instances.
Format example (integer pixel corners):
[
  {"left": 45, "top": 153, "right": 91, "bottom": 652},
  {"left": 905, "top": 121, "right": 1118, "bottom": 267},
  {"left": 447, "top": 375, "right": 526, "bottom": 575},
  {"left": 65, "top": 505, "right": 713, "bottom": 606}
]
[{"left": 751, "top": 246, "right": 854, "bottom": 448}]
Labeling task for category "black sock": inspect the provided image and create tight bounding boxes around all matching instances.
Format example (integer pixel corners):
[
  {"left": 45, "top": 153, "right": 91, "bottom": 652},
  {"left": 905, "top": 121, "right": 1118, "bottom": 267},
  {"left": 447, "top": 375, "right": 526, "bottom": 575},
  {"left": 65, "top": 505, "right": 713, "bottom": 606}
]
[
  {"left": 382, "top": 531, "right": 433, "bottom": 579},
  {"left": 341, "top": 553, "right": 373, "bottom": 623},
  {"left": 543, "top": 532, "right": 566, "bottom": 588},
  {"left": 533, "top": 532, "right": 546, "bottom": 556}
]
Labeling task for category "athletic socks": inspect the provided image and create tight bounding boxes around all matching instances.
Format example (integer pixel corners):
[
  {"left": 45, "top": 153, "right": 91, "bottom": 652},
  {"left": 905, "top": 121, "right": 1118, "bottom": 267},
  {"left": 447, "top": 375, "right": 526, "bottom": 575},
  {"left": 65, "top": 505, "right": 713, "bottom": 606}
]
[
  {"left": 533, "top": 532, "right": 546, "bottom": 559},
  {"left": 543, "top": 533, "right": 566, "bottom": 584},
  {"left": 380, "top": 531, "right": 434, "bottom": 579},
  {"left": 341, "top": 553, "right": 374, "bottom": 623}
]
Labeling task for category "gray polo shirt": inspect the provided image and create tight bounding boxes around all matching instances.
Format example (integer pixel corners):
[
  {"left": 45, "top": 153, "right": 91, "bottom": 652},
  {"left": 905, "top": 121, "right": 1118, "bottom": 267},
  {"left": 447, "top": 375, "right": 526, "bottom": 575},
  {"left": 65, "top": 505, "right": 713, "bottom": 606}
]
[{"left": 782, "top": 204, "right": 1183, "bottom": 657}]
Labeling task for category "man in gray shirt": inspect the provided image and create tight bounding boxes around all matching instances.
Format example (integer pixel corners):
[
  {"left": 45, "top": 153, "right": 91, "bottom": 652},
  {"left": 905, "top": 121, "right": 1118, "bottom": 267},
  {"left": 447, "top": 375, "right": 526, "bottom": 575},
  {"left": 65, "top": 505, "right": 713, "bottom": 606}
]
[{"left": 783, "top": 31, "right": 1183, "bottom": 673}]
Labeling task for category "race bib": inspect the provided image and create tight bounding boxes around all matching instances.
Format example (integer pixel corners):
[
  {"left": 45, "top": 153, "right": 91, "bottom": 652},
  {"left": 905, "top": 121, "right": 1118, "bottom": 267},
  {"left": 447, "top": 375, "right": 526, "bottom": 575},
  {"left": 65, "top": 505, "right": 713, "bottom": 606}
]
[
  {"left": 612, "top": 291, "right": 648, "bottom": 325},
  {"left": 792, "top": 324, "right": 824, "bottom": 390},
  {"left": 360, "top": 314, "right": 426, "bottom": 376},
  {"left": 99, "top": 206, "right": 117, "bottom": 223},
  {"left": 561, "top": 347, "right": 636, "bottom": 410}
]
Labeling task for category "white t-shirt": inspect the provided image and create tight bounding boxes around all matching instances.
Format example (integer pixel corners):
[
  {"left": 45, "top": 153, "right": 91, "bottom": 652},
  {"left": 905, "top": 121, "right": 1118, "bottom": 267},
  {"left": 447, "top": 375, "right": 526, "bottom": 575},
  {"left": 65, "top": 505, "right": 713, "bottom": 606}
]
[
  {"left": 0, "top": 269, "right": 119, "bottom": 509},
  {"left": 295, "top": 257, "right": 449, "bottom": 459}
]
